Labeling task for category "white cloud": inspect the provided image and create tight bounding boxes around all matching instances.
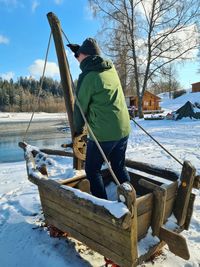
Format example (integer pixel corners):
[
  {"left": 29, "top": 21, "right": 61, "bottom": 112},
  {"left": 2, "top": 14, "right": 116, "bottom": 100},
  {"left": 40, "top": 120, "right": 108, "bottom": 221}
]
[
  {"left": 84, "top": 5, "right": 94, "bottom": 20},
  {"left": 0, "top": 0, "right": 22, "bottom": 8},
  {"left": 28, "top": 59, "right": 60, "bottom": 79},
  {"left": 152, "top": 24, "right": 199, "bottom": 61},
  {"left": 31, "top": 0, "right": 40, "bottom": 13},
  {"left": 136, "top": 0, "right": 154, "bottom": 17},
  {"left": 0, "top": 71, "right": 15, "bottom": 80},
  {"left": 54, "top": 0, "right": 63, "bottom": 5},
  {"left": 0, "top": 34, "right": 9, "bottom": 44}
]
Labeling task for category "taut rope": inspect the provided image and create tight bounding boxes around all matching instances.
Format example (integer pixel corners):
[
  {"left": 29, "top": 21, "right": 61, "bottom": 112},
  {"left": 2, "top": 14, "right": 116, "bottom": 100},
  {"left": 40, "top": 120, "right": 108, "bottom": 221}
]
[
  {"left": 23, "top": 32, "right": 52, "bottom": 142},
  {"left": 131, "top": 118, "right": 183, "bottom": 166}
]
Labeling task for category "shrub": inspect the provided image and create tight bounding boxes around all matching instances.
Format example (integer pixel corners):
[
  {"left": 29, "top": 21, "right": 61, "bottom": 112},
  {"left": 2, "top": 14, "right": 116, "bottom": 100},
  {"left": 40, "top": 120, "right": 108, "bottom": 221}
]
[{"left": 172, "top": 89, "right": 186, "bottom": 99}]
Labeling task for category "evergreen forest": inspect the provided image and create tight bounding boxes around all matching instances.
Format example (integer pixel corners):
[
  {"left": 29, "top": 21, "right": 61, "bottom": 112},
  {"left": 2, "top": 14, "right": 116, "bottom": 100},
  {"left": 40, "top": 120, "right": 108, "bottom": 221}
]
[{"left": 0, "top": 76, "right": 66, "bottom": 112}]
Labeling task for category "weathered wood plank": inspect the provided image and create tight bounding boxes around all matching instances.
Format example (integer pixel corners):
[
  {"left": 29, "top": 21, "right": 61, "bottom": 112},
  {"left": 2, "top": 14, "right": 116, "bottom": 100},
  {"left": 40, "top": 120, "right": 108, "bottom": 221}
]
[
  {"left": 174, "top": 161, "right": 196, "bottom": 226},
  {"left": 66, "top": 178, "right": 90, "bottom": 193},
  {"left": 39, "top": 194, "right": 130, "bottom": 247},
  {"left": 40, "top": 148, "right": 73, "bottom": 157},
  {"left": 137, "top": 196, "right": 176, "bottom": 238},
  {"left": 37, "top": 178, "right": 132, "bottom": 231},
  {"left": 184, "top": 193, "right": 196, "bottom": 230},
  {"left": 59, "top": 173, "right": 86, "bottom": 184},
  {"left": 137, "top": 211, "right": 152, "bottom": 239},
  {"left": 125, "top": 159, "right": 179, "bottom": 181},
  {"left": 129, "top": 172, "right": 162, "bottom": 196},
  {"left": 136, "top": 193, "right": 153, "bottom": 216},
  {"left": 117, "top": 183, "right": 138, "bottom": 262},
  {"left": 164, "top": 197, "right": 176, "bottom": 221},
  {"left": 131, "top": 200, "right": 138, "bottom": 263},
  {"left": 45, "top": 215, "right": 133, "bottom": 267},
  {"left": 163, "top": 181, "right": 178, "bottom": 200},
  {"left": 139, "top": 178, "right": 162, "bottom": 192},
  {"left": 159, "top": 227, "right": 190, "bottom": 260},
  {"left": 139, "top": 179, "right": 167, "bottom": 236},
  {"left": 152, "top": 189, "right": 167, "bottom": 236},
  {"left": 42, "top": 202, "right": 132, "bottom": 259}
]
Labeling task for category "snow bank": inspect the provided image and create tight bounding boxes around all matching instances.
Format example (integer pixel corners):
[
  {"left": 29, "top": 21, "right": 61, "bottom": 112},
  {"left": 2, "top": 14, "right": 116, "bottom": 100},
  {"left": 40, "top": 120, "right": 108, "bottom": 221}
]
[
  {"left": 0, "top": 112, "right": 66, "bottom": 123},
  {"left": 159, "top": 91, "right": 200, "bottom": 112}
]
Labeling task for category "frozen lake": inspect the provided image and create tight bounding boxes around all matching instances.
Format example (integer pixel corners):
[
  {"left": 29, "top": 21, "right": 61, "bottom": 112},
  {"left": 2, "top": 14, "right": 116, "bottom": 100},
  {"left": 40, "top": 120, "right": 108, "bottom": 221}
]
[{"left": 0, "top": 121, "right": 71, "bottom": 163}]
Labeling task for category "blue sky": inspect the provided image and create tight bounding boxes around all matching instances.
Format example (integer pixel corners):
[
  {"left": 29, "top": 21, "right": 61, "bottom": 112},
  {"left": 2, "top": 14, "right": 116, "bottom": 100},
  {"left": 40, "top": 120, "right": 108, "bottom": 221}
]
[
  {"left": 0, "top": 0, "right": 99, "bottom": 81},
  {"left": 0, "top": 0, "right": 199, "bottom": 89}
]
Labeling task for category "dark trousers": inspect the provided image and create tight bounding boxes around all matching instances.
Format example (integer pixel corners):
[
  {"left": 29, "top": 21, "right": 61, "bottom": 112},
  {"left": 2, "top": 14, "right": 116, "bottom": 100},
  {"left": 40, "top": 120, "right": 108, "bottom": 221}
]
[{"left": 85, "top": 135, "right": 130, "bottom": 199}]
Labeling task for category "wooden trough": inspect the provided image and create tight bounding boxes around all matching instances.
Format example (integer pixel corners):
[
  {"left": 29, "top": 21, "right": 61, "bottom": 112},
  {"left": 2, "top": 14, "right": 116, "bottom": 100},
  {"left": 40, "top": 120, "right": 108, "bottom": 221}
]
[{"left": 19, "top": 141, "right": 198, "bottom": 267}]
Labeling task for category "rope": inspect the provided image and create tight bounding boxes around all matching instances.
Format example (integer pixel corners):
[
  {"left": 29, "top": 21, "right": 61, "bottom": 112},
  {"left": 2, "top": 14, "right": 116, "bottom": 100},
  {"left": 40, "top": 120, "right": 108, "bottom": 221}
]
[
  {"left": 23, "top": 32, "right": 52, "bottom": 142},
  {"left": 62, "top": 30, "right": 121, "bottom": 186},
  {"left": 61, "top": 29, "right": 71, "bottom": 44},
  {"left": 131, "top": 118, "right": 183, "bottom": 166}
]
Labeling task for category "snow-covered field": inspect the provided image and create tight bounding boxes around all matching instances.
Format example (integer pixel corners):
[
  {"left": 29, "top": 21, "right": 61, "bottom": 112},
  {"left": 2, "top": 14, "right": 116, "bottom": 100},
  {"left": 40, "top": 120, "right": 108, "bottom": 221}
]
[
  {"left": 0, "top": 92, "right": 200, "bottom": 267},
  {"left": 0, "top": 112, "right": 65, "bottom": 122}
]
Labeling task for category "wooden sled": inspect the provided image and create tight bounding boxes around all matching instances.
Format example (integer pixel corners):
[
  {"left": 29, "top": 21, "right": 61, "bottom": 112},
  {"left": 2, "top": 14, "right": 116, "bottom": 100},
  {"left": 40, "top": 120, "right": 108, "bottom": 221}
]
[{"left": 19, "top": 141, "right": 199, "bottom": 267}]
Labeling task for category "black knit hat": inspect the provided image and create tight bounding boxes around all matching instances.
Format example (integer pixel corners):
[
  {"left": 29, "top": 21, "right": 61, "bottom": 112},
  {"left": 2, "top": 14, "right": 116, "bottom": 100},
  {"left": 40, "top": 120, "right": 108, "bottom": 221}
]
[
  {"left": 78, "top": 38, "right": 101, "bottom": 56},
  {"left": 67, "top": 38, "right": 101, "bottom": 57}
]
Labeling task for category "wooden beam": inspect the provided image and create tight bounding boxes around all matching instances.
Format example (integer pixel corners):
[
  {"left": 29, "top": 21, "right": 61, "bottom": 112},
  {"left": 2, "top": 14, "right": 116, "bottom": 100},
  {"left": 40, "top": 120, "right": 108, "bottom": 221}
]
[
  {"left": 47, "top": 12, "right": 83, "bottom": 170},
  {"left": 184, "top": 193, "right": 196, "bottom": 230},
  {"left": 40, "top": 148, "right": 73, "bottom": 157},
  {"left": 125, "top": 159, "right": 179, "bottom": 181},
  {"left": 117, "top": 183, "right": 138, "bottom": 262},
  {"left": 139, "top": 179, "right": 167, "bottom": 236},
  {"left": 174, "top": 161, "right": 196, "bottom": 226}
]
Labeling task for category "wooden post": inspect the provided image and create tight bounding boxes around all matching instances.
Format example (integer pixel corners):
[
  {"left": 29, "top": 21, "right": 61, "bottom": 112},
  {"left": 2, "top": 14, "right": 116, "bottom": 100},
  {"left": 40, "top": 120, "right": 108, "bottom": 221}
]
[
  {"left": 117, "top": 182, "right": 138, "bottom": 265},
  {"left": 139, "top": 179, "right": 166, "bottom": 236},
  {"left": 138, "top": 179, "right": 190, "bottom": 260},
  {"left": 173, "top": 161, "right": 196, "bottom": 226},
  {"left": 47, "top": 12, "right": 83, "bottom": 170},
  {"left": 184, "top": 193, "right": 196, "bottom": 230}
]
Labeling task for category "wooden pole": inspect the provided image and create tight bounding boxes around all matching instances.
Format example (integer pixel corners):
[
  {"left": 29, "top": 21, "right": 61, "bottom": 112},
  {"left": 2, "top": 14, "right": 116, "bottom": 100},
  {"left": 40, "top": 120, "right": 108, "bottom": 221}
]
[
  {"left": 117, "top": 183, "right": 138, "bottom": 263},
  {"left": 47, "top": 12, "right": 83, "bottom": 170},
  {"left": 173, "top": 161, "right": 196, "bottom": 226}
]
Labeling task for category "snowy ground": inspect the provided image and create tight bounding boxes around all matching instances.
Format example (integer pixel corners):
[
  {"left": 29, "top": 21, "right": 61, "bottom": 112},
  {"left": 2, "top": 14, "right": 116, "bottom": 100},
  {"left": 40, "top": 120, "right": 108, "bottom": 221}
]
[
  {"left": 0, "top": 92, "right": 200, "bottom": 267},
  {"left": 0, "top": 112, "right": 65, "bottom": 122}
]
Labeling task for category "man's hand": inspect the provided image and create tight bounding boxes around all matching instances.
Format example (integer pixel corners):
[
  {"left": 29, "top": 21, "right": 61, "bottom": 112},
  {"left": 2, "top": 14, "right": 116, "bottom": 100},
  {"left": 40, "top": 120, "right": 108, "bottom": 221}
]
[{"left": 67, "top": 43, "right": 80, "bottom": 53}]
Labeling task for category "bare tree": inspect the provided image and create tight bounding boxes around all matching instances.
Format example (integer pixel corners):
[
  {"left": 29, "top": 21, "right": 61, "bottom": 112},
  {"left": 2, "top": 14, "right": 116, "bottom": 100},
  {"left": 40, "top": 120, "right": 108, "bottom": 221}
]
[
  {"left": 151, "top": 63, "right": 181, "bottom": 96},
  {"left": 89, "top": 0, "right": 200, "bottom": 117}
]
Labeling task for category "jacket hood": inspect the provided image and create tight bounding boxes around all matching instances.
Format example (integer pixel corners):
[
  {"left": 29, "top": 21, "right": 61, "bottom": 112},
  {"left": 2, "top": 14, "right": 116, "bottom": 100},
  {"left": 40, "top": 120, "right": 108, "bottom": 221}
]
[{"left": 80, "top": 55, "right": 113, "bottom": 72}]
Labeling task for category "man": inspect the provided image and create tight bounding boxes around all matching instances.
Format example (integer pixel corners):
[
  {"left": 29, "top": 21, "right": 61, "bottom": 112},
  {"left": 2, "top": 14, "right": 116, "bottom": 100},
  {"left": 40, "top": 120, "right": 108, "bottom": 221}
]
[{"left": 67, "top": 38, "right": 131, "bottom": 199}]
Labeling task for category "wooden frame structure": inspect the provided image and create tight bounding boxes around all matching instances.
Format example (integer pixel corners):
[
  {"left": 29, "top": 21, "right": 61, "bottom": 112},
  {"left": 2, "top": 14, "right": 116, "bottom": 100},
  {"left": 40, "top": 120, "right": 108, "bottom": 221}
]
[{"left": 19, "top": 142, "right": 199, "bottom": 267}]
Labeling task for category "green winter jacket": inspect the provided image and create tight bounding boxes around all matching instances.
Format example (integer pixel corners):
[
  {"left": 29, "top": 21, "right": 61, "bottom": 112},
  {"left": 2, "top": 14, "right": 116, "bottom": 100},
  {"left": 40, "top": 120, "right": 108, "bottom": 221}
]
[{"left": 73, "top": 55, "right": 130, "bottom": 141}]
